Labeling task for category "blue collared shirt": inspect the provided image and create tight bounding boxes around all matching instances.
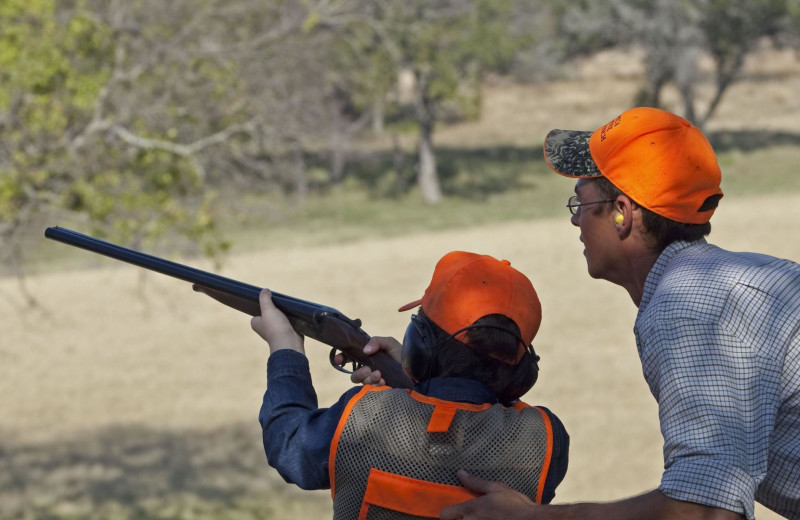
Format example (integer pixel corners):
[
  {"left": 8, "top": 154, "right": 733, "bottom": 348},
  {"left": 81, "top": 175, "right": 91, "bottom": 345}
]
[
  {"left": 636, "top": 240, "right": 800, "bottom": 519},
  {"left": 259, "top": 349, "right": 569, "bottom": 503}
]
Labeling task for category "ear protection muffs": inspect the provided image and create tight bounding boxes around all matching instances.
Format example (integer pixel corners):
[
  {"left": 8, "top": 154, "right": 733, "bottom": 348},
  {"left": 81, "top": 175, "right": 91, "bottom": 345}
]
[
  {"left": 402, "top": 313, "right": 542, "bottom": 388},
  {"left": 401, "top": 314, "right": 438, "bottom": 381},
  {"left": 498, "top": 349, "right": 540, "bottom": 404}
]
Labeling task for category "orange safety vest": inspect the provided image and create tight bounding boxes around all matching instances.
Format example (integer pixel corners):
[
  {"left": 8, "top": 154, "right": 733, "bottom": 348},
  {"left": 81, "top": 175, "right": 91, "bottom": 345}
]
[{"left": 329, "top": 385, "right": 554, "bottom": 520}]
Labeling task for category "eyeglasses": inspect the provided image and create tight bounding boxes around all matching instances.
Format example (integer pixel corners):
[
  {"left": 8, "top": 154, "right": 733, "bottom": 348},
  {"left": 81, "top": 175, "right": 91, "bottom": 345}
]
[{"left": 566, "top": 195, "right": 616, "bottom": 215}]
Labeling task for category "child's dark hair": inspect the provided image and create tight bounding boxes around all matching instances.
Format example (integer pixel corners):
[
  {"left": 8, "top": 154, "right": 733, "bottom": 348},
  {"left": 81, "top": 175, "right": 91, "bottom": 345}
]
[{"left": 419, "top": 309, "right": 539, "bottom": 403}]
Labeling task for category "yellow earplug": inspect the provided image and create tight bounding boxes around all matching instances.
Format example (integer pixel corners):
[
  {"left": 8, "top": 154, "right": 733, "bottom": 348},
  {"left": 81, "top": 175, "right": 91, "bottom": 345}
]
[{"left": 615, "top": 214, "right": 624, "bottom": 225}]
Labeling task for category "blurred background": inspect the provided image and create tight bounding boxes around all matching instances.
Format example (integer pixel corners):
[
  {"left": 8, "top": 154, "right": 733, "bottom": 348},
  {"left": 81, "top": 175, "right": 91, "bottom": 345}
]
[{"left": 1, "top": 0, "right": 799, "bottom": 518}]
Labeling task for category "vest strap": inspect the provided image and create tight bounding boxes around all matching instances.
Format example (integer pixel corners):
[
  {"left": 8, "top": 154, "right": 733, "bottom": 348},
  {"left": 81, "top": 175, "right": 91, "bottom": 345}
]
[
  {"left": 427, "top": 404, "right": 457, "bottom": 432},
  {"left": 359, "top": 467, "right": 479, "bottom": 519}
]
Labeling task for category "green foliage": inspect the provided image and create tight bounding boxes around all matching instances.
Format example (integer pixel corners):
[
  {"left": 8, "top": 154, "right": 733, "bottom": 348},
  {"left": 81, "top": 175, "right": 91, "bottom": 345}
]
[
  {"left": 0, "top": 1, "right": 232, "bottom": 266},
  {"left": 467, "top": 0, "right": 531, "bottom": 71},
  {"left": 791, "top": 0, "right": 800, "bottom": 23},
  {"left": 330, "top": 0, "right": 529, "bottom": 125},
  {"left": 58, "top": 150, "right": 228, "bottom": 257},
  {"left": 0, "top": 2, "right": 109, "bottom": 246},
  {"left": 0, "top": 1, "right": 111, "bottom": 115},
  {"left": 0, "top": 170, "right": 26, "bottom": 221}
]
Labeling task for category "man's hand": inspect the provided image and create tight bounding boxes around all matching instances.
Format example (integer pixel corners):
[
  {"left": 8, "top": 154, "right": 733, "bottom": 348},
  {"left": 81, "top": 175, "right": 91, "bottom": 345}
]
[
  {"left": 333, "top": 336, "right": 403, "bottom": 386},
  {"left": 250, "top": 289, "right": 305, "bottom": 354},
  {"left": 440, "top": 470, "right": 538, "bottom": 520},
  {"left": 440, "top": 476, "right": 748, "bottom": 520}
]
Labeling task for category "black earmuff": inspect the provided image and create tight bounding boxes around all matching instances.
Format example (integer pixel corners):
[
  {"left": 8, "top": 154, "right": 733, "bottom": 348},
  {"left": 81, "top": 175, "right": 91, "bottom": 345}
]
[
  {"left": 401, "top": 314, "right": 438, "bottom": 381},
  {"left": 498, "top": 346, "right": 539, "bottom": 403},
  {"left": 402, "top": 313, "right": 541, "bottom": 384}
]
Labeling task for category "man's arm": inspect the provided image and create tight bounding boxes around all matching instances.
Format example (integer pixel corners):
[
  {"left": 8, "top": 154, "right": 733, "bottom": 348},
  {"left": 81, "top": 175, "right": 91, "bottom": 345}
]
[{"left": 439, "top": 471, "right": 745, "bottom": 520}]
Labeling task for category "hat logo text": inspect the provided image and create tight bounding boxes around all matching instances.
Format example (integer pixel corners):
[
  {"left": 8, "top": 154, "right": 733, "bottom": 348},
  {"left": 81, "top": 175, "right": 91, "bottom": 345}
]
[{"left": 600, "top": 116, "right": 622, "bottom": 142}]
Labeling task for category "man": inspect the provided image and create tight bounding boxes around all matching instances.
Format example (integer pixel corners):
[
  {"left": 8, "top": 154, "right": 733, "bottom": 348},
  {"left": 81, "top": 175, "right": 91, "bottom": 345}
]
[
  {"left": 436, "top": 107, "right": 800, "bottom": 519},
  {"left": 357, "top": 107, "right": 799, "bottom": 519}
]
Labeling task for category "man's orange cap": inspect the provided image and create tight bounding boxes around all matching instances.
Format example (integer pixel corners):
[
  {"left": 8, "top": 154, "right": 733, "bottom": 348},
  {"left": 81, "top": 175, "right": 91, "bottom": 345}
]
[
  {"left": 543, "top": 107, "right": 723, "bottom": 224},
  {"left": 398, "top": 251, "right": 541, "bottom": 365}
]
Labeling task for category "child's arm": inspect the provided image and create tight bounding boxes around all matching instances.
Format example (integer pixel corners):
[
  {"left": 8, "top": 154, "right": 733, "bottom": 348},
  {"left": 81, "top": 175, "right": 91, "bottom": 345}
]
[
  {"left": 251, "top": 289, "right": 305, "bottom": 355},
  {"left": 259, "top": 349, "right": 360, "bottom": 489},
  {"left": 253, "top": 288, "right": 360, "bottom": 489}
]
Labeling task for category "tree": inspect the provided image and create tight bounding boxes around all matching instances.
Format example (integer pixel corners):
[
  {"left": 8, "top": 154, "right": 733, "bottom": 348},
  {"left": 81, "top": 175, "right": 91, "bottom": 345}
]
[
  {"left": 0, "top": 0, "right": 561, "bottom": 278},
  {"left": 311, "top": 0, "right": 535, "bottom": 204},
  {"left": 0, "top": 0, "right": 245, "bottom": 274},
  {"left": 696, "top": 0, "right": 790, "bottom": 126},
  {"left": 0, "top": 0, "right": 120, "bottom": 275},
  {"left": 0, "top": 0, "right": 342, "bottom": 274},
  {"left": 558, "top": 0, "right": 798, "bottom": 127}
]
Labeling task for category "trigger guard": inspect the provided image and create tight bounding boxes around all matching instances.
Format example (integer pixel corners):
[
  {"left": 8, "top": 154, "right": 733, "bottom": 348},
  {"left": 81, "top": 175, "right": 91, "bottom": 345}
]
[{"left": 329, "top": 347, "right": 362, "bottom": 375}]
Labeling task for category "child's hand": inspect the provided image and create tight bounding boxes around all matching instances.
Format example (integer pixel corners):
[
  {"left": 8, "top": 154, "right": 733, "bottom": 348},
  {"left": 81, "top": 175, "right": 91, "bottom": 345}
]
[
  {"left": 334, "top": 336, "right": 403, "bottom": 386},
  {"left": 251, "top": 289, "right": 305, "bottom": 354}
]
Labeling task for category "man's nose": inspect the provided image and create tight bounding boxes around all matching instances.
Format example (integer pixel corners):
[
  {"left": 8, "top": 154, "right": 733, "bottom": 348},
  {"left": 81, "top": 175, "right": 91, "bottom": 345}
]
[{"left": 570, "top": 212, "right": 580, "bottom": 227}]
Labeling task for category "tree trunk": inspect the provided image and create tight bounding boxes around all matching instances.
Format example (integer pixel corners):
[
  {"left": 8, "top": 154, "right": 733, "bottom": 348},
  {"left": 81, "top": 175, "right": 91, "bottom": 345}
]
[
  {"left": 391, "top": 131, "right": 410, "bottom": 194},
  {"left": 414, "top": 71, "right": 441, "bottom": 205},
  {"left": 293, "top": 147, "right": 308, "bottom": 203},
  {"left": 329, "top": 130, "right": 346, "bottom": 184},
  {"left": 372, "top": 96, "right": 385, "bottom": 135},
  {"left": 417, "top": 120, "right": 441, "bottom": 204},
  {"left": 635, "top": 65, "right": 669, "bottom": 108},
  {"left": 699, "top": 52, "right": 744, "bottom": 129},
  {"left": 679, "top": 82, "right": 697, "bottom": 125}
]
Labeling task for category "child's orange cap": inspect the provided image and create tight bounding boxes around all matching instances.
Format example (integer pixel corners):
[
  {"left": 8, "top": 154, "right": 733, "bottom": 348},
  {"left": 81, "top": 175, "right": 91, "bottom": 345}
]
[
  {"left": 543, "top": 107, "right": 723, "bottom": 224},
  {"left": 398, "top": 251, "right": 541, "bottom": 365}
]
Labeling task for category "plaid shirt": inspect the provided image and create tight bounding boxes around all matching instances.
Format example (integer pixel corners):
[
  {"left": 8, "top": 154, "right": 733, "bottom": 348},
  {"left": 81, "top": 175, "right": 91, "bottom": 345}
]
[{"left": 635, "top": 239, "right": 800, "bottom": 520}]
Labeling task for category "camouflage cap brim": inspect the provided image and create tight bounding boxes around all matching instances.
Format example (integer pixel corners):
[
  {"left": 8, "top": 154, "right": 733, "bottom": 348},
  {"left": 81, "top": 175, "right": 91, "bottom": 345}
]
[{"left": 543, "top": 129, "right": 601, "bottom": 178}]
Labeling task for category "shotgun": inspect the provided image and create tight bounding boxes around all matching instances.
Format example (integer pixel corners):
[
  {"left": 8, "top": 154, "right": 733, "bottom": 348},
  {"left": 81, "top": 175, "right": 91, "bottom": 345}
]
[{"left": 44, "top": 226, "right": 413, "bottom": 389}]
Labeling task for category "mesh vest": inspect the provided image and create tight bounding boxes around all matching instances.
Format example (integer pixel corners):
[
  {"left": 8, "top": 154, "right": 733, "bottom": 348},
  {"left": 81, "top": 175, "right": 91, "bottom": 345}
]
[{"left": 329, "top": 385, "right": 554, "bottom": 520}]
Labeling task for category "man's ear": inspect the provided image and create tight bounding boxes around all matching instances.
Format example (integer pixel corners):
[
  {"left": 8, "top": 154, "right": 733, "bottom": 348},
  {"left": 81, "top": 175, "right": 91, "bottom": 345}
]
[{"left": 613, "top": 196, "right": 634, "bottom": 238}]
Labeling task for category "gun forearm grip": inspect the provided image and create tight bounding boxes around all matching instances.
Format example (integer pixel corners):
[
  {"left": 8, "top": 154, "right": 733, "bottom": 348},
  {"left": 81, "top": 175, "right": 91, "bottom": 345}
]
[{"left": 193, "top": 284, "right": 261, "bottom": 316}]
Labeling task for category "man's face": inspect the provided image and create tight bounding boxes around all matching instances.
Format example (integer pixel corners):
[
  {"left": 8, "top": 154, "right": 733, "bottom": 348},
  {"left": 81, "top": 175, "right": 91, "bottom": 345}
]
[{"left": 571, "top": 179, "right": 619, "bottom": 281}]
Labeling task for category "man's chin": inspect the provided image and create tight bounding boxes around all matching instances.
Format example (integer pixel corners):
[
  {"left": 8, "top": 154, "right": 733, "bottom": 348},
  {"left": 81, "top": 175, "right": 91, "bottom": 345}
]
[{"left": 585, "top": 260, "right": 604, "bottom": 280}]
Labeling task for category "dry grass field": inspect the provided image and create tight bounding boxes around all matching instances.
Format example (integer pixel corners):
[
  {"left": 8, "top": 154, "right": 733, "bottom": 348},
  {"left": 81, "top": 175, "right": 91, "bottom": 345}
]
[{"left": 1, "top": 46, "right": 799, "bottom": 518}]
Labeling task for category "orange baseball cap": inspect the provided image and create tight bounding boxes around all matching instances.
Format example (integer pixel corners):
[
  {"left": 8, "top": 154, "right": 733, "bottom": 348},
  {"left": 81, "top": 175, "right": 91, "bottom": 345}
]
[
  {"left": 543, "top": 107, "right": 723, "bottom": 224},
  {"left": 398, "top": 251, "right": 542, "bottom": 364}
]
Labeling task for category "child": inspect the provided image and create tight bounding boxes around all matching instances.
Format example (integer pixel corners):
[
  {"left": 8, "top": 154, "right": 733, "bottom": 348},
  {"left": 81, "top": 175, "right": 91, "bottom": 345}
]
[{"left": 253, "top": 251, "right": 569, "bottom": 518}]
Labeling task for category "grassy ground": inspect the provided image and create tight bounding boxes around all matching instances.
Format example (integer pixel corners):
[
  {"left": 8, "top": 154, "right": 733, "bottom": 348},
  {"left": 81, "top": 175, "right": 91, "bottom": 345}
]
[
  {"left": 2, "top": 46, "right": 799, "bottom": 519},
  {"left": 20, "top": 140, "right": 800, "bottom": 280},
  {"left": 206, "top": 142, "right": 800, "bottom": 282}
]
